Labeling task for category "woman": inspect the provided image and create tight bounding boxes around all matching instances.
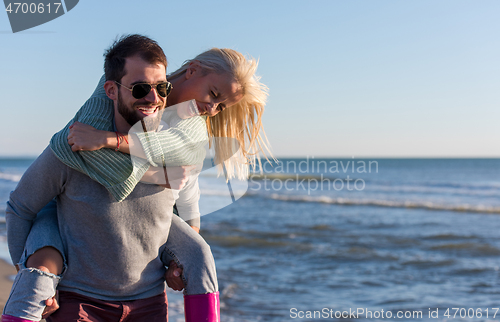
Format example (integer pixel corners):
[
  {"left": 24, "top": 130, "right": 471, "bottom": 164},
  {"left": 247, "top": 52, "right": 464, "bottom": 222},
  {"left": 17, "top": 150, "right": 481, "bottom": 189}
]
[{"left": 3, "top": 48, "right": 271, "bottom": 322}]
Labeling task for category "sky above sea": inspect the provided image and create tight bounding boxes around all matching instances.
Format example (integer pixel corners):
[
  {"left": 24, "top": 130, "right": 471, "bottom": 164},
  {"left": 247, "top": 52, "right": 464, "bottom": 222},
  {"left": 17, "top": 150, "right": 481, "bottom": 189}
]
[{"left": 1, "top": 0, "right": 499, "bottom": 158}]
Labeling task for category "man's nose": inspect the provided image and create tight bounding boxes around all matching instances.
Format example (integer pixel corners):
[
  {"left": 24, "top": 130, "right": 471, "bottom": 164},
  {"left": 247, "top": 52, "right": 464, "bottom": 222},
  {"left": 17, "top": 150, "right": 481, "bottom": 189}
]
[{"left": 144, "top": 87, "right": 161, "bottom": 103}]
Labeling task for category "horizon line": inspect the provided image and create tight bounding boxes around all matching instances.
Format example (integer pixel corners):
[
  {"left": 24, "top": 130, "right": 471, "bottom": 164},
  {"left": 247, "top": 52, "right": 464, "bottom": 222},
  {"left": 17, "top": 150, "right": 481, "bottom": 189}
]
[{"left": 1, "top": 155, "right": 500, "bottom": 160}]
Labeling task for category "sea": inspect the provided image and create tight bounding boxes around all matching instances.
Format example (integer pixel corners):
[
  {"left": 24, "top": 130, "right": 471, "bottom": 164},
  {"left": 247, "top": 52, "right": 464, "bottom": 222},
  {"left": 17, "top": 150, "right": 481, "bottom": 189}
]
[{"left": 1, "top": 157, "right": 500, "bottom": 321}]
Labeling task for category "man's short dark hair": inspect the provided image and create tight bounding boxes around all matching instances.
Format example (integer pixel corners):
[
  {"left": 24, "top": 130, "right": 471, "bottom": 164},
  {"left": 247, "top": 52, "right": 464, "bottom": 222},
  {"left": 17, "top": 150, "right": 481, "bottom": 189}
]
[{"left": 104, "top": 34, "right": 167, "bottom": 82}]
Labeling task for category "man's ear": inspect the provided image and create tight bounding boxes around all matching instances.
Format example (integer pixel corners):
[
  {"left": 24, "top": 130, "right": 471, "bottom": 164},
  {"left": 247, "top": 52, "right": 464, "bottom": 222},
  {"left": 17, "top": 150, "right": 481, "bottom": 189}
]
[
  {"left": 104, "top": 81, "right": 118, "bottom": 100},
  {"left": 185, "top": 61, "right": 201, "bottom": 79}
]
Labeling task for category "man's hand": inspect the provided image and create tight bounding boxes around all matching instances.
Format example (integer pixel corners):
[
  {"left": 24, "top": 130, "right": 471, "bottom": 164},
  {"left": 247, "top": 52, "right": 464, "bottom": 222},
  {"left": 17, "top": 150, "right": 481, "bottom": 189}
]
[
  {"left": 41, "top": 291, "right": 59, "bottom": 319},
  {"left": 165, "top": 261, "right": 185, "bottom": 291},
  {"left": 68, "top": 121, "right": 110, "bottom": 152}
]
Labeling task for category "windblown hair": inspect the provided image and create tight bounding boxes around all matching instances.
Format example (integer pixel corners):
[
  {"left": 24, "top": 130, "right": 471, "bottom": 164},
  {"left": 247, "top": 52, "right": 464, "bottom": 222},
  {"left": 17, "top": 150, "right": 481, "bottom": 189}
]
[
  {"left": 168, "top": 48, "right": 273, "bottom": 180},
  {"left": 104, "top": 34, "right": 167, "bottom": 82}
]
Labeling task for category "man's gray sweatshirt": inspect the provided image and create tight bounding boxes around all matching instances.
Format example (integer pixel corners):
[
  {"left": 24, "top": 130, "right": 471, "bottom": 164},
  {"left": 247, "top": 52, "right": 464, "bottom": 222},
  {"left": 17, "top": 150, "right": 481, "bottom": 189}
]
[{"left": 6, "top": 147, "right": 175, "bottom": 301}]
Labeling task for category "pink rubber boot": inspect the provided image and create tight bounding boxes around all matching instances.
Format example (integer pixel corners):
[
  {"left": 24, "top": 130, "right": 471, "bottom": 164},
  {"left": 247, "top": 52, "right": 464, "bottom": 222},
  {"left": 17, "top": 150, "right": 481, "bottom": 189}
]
[
  {"left": 184, "top": 292, "right": 220, "bottom": 322},
  {"left": 1, "top": 315, "right": 36, "bottom": 322}
]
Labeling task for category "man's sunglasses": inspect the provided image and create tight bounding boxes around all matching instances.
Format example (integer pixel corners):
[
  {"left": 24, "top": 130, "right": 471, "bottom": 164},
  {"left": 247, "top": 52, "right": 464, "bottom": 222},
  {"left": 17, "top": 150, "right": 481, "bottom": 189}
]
[{"left": 115, "top": 81, "right": 172, "bottom": 99}]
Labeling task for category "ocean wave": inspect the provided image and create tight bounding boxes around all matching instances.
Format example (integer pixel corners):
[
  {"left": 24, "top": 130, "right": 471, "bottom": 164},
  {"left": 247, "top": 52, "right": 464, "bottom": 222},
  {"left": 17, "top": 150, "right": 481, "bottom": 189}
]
[
  {"left": 199, "top": 189, "right": 249, "bottom": 197},
  {"left": 205, "top": 234, "right": 290, "bottom": 248},
  {"left": 248, "top": 173, "right": 500, "bottom": 199},
  {"left": 430, "top": 242, "right": 500, "bottom": 256},
  {"left": 452, "top": 268, "right": 493, "bottom": 276},
  {"left": 0, "top": 172, "right": 22, "bottom": 183},
  {"left": 250, "top": 173, "right": 343, "bottom": 181},
  {"left": 310, "top": 224, "right": 336, "bottom": 231},
  {"left": 326, "top": 247, "right": 399, "bottom": 262},
  {"left": 198, "top": 188, "right": 500, "bottom": 214},
  {"left": 367, "top": 183, "right": 500, "bottom": 198},
  {"left": 422, "top": 233, "right": 478, "bottom": 240},
  {"left": 264, "top": 194, "right": 500, "bottom": 214},
  {"left": 250, "top": 172, "right": 500, "bottom": 188},
  {"left": 379, "top": 180, "right": 500, "bottom": 191},
  {"left": 400, "top": 258, "right": 455, "bottom": 268}
]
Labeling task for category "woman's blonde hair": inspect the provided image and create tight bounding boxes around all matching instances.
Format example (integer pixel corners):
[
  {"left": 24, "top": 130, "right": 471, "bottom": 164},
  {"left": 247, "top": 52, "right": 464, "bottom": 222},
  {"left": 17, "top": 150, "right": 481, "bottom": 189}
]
[{"left": 168, "top": 48, "right": 273, "bottom": 180}]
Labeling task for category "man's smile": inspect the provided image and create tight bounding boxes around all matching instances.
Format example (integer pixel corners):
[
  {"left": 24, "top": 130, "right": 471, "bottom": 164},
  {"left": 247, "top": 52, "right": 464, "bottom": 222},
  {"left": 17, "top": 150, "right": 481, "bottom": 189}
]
[{"left": 136, "top": 105, "right": 161, "bottom": 117}]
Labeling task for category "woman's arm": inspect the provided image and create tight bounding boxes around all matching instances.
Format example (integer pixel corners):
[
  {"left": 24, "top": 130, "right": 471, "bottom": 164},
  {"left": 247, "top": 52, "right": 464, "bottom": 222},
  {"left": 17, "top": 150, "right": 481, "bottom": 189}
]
[
  {"left": 67, "top": 122, "right": 118, "bottom": 152},
  {"left": 66, "top": 116, "right": 208, "bottom": 167},
  {"left": 50, "top": 76, "right": 207, "bottom": 201}
]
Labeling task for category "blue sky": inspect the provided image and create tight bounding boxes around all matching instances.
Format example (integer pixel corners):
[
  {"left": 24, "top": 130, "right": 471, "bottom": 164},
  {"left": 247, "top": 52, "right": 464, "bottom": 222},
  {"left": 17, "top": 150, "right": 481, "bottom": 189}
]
[{"left": 1, "top": 0, "right": 499, "bottom": 157}]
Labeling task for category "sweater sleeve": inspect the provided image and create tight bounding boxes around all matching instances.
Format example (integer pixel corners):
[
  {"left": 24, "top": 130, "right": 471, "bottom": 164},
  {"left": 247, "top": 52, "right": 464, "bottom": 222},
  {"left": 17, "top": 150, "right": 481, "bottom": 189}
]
[
  {"left": 6, "top": 148, "right": 66, "bottom": 264},
  {"left": 134, "top": 115, "right": 208, "bottom": 167}
]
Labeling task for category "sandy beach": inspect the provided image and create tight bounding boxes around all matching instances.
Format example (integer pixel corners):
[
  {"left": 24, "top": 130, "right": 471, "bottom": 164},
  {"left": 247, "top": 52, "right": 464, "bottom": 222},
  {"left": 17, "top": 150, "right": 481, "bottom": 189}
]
[{"left": 0, "top": 259, "right": 16, "bottom": 315}]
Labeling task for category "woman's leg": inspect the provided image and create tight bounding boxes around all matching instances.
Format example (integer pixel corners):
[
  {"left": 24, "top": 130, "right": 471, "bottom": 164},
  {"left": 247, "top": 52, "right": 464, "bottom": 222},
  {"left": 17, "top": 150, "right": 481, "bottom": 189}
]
[
  {"left": 161, "top": 214, "right": 218, "bottom": 294},
  {"left": 160, "top": 215, "right": 219, "bottom": 322},
  {"left": 2, "top": 200, "right": 66, "bottom": 322}
]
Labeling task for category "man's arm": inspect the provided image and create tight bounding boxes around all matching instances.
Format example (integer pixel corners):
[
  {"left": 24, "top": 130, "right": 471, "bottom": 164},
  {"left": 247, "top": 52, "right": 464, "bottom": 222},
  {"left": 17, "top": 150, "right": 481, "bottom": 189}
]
[{"left": 6, "top": 147, "right": 66, "bottom": 264}]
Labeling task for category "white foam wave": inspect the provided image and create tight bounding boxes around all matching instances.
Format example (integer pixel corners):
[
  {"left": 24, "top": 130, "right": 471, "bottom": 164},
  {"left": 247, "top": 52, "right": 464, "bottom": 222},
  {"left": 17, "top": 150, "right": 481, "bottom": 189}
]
[
  {"left": 0, "top": 172, "right": 22, "bottom": 183},
  {"left": 368, "top": 183, "right": 500, "bottom": 198},
  {"left": 200, "top": 189, "right": 249, "bottom": 197},
  {"left": 265, "top": 194, "right": 500, "bottom": 214}
]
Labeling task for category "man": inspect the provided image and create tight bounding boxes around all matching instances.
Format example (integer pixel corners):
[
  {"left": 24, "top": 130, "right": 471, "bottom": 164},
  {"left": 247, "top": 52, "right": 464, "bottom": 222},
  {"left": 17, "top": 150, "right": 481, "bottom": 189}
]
[{"left": 5, "top": 35, "right": 186, "bottom": 322}]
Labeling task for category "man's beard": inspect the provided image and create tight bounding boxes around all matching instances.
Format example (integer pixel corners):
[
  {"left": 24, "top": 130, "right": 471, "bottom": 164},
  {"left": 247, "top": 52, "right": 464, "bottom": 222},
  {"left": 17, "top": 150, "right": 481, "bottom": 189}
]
[{"left": 117, "top": 91, "right": 164, "bottom": 131}]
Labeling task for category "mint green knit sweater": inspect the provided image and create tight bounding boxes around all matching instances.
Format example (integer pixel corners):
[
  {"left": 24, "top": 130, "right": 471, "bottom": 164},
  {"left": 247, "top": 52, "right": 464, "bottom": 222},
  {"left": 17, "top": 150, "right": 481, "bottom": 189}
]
[{"left": 50, "top": 75, "right": 208, "bottom": 201}]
